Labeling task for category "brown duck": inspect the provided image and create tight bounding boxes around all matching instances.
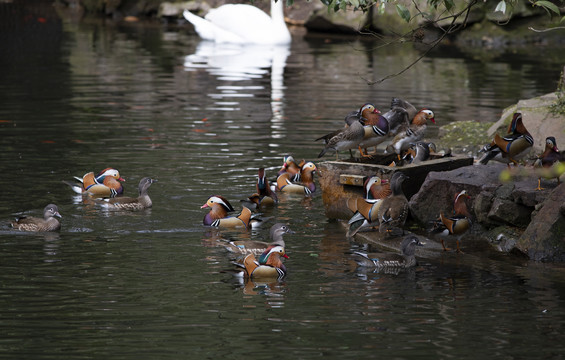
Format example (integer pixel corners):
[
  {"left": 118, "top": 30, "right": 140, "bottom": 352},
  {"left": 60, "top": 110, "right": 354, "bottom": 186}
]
[
  {"left": 100, "top": 177, "right": 156, "bottom": 211},
  {"left": 11, "top": 204, "right": 62, "bottom": 232},
  {"left": 377, "top": 172, "right": 410, "bottom": 235}
]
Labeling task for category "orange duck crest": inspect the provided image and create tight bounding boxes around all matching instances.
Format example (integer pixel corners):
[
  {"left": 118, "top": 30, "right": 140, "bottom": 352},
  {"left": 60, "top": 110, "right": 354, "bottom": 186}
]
[
  {"left": 453, "top": 190, "right": 472, "bottom": 217},
  {"left": 78, "top": 168, "right": 125, "bottom": 197},
  {"left": 413, "top": 109, "right": 435, "bottom": 125}
]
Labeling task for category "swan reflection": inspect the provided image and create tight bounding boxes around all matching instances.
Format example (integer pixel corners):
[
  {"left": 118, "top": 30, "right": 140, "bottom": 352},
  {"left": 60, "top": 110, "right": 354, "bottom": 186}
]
[{"left": 183, "top": 41, "right": 289, "bottom": 120}]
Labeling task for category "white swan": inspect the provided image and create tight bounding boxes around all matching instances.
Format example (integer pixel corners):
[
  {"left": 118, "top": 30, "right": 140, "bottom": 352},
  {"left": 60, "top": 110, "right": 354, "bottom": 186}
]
[{"left": 183, "top": 0, "right": 291, "bottom": 45}]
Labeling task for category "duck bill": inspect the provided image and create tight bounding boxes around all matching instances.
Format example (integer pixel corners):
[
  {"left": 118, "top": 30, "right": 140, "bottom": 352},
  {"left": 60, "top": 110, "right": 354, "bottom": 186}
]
[
  {"left": 282, "top": 254, "right": 289, "bottom": 259},
  {"left": 119, "top": 177, "right": 126, "bottom": 182},
  {"left": 200, "top": 203, "right": 210, "bottom": 209}
]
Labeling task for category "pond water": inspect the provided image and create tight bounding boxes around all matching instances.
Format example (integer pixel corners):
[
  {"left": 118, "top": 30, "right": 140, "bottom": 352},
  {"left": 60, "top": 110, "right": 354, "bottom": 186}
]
[{"left": 1, "top": 4, "right": 565, "bottom": 359}]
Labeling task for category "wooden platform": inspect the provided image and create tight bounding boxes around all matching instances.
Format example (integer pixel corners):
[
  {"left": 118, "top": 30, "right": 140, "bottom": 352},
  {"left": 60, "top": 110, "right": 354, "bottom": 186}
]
[{"left": 317, "top": 153, "right": 474, "bottom": 219}]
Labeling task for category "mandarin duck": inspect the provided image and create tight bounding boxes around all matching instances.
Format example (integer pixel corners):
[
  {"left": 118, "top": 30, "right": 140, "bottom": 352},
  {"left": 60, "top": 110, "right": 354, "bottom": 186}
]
[
  {"left": 277, "top": 155, "right": 304, "bottom": 182},
  {"left": 353, "top": 235, "right": 424, "bottom": 270},
  {"left": 11, "top": 204, "right": 62, "bottom": 232},
  {"left": 478, "top": 112, "right": 534, "bottom": 167},
  {"left": 346, "top": 176, "right": 391, "bottom": 237},
  {"left": 317, "top": 119, "right": 365, "bottom": 160},
  {"left": 316, "top": 103, "right": 379, "bottom": 146},
  {"left": 276, "top": 162, "right": 317, "bottom": 195},
  {"left": 403, "top": 141, "right": 436, "bottom": 164},
  {"left": 224, "top": 223, "right": 294, "bottom": 255},
  {"left": 202, "top": 195, "right": 254, "bottom": 229},
  {"left": 533, "top": 136, "right": 563, "bottom": 190},
  {"left": 432, "top": 190, "right": 472, "bottom": 253},
  {"left": 357, "top": 109, "right": 390, "bottom": 157},
  {"left": 242, "top": 245, "right": 288, "bottom": 280},
  {"left": 99, "top": 177, "right": 156, "bottom": 211},
  {"left": 381, "top": 98, "right": 413, "bottom": 139},
  {"left": 377, "top": 172, "right": 410, "bottom": 236},
  {"left": 242, "top": 168, "right": 278, "bottom": 210},
  {"left": 64, "top": 168, "right": 125, "bottom": 198},
  {"left": 386, "top": 109, "right": 435, "bottom": 160}
]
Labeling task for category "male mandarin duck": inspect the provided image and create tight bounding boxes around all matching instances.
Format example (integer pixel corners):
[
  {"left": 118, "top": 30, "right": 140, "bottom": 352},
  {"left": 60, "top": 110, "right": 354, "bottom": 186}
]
[
  {"left": 533, "top": 136, "right": 563, "bottom": 190},
  {"left": 11, "top": 204, "right": 62, "bottom": 232},
  {"left": 224, "top": 223, "right": 294, "bottom": 255},
  {"left": 478, "top": 112, "right": 534, "bottom": 166},
  {"left": 377, "top": 172, "right": 410, "bottom": 236},
  {"left": 242, "top": 168, "right": 278, "bottom": 210},
  {"left": 352, "top": 235, "right": 424, "bottom": 270},
  {"left": 357, "top": 109, "right": 390, "bottom": 157},
  {"left": 433, "top": 190, "right": 472, "bottom": 253},
  {"left": 277, "top": 155, "right": 304, "bottom": 181},
  {"left": 99, "top": 177, "right": 156, "bottom": 211},
  {"left": 317, "top": 119, "right": 365, "bottom": 160},
  {"left": 346, "top": 176, "right": 391, "bottom": 237},
  {"left": 242, "top": 245, "right": 288, "bottom": 280},
  {"left": 386, "top": 109, "right": 435, "bottom": 160},
  {"left": 202, "top": 195, "right": 254, "bottom": 229},
  {"left": 64, "top": 168, "right": 125, "bottom": 197},
  {"left": 276, "top": 161, "right": 317, "bottom": 195}
]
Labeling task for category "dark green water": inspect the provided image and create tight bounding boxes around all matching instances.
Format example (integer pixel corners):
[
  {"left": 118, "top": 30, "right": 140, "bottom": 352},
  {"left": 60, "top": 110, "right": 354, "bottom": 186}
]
[{"left": 1, "top": 2, "right": 565, "bottom": 359}]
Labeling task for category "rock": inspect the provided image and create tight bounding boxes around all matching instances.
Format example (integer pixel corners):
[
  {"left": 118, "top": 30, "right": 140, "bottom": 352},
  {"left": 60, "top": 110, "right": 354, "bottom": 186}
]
[
  {"left": 487, "top": 198, "right": 531, "bottom": 227},
  {"left": 517, "top": 182, "right": 565, "bottom": 262}
]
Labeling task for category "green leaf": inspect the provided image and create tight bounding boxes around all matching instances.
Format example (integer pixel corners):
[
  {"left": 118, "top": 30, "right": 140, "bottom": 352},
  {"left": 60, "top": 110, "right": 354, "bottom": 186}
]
[
  {"left": 494, "top": 0, "right": 507, "bottom": 14},
  {"left": 534, "top": 0, "right": 561, "bottom": 15},
  {"left": 350, "top": 0, "right": 360, "bottom": 8},
  {"left": 396, "top": 3, "right": 411, "bottom": 22},
  {"left": 444, "top": 0, "right": 455, "bottom": 11}
]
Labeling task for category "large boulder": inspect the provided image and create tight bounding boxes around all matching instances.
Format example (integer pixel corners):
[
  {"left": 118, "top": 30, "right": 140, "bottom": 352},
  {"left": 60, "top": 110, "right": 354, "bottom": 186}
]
[{"left": 518, "top": 183, "right": 565, "bottom": 262}]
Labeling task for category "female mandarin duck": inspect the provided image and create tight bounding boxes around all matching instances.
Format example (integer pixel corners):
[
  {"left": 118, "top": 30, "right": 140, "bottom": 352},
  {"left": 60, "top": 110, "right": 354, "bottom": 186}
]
[
  {"left": 533, "top": 136, "right": 563, "bottom": 190},
  {"left": 202, "top": 195, "right": 253, "bottom": 229},
  {"left": 479, "top": 112, "right": 534, "bottom": 166},
  {"left": 99, "top": 177, "right": 156, "bottom": 211},
  {"left": 317, "top": 119, "right": 365, "bottom": 160},
  {"left": 346, "top": 176, "right": 391, "bottom": 237},
  {"left": 242, "top": 245, "right": 288, "bottom": 280},
  {"left": 276, "top": 162, "right": 317, "bottom": 195},
  {"left": 11, "top": 204, "right": 62, "bottom": 232},
  {"left": 433, "top": 190, "right": 472, "bottom": 253},
  {"left": 401, "top": 141, "right": 436, "bottom": 165},
  {"left": 378, "top": 172, "right": 410, "bottom": 235},
  {"left": 224, "top": 223, "right": 294, "bottom": 255},
  {"left": 65, "top": 168, "right": 125, "bottom": 197},
  {"left": 386, "top": 109, "right": 435, "bottom": 160},
  {"left": 353, "top": 235, "right": 424, "bottom": 270},
  {"left": 316, "top": 103, "right": 380, "bottom": 145}
]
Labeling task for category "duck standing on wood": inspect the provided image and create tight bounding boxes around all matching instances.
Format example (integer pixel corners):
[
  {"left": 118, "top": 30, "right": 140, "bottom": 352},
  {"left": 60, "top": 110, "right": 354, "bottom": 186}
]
[
  {"left": 386, "top": 109, "right": 435, "bottom": 160},
  {"left": 11, "top": 204, "right": 62, "bottom": 232},
  {"left": 432, "top": 190, "right": 472, "bottom": 253},
  {"left": 533, "top": 136, "right": 564, "bottom": 190},
  {"left": 478, "top": 112, "right": 534, "bottom": 167},
  {"left": 377, "top": 172, "right": 410, "bottom": 236}
]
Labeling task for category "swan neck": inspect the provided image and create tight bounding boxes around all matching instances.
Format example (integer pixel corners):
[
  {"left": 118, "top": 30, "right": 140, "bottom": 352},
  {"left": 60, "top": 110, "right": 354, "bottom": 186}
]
[{"left": 271, "top": 0, "right": 285, "bottom": 23}]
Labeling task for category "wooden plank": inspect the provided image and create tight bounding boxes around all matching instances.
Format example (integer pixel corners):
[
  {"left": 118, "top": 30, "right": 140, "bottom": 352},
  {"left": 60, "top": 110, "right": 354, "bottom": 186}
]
[{"left": 339, "top": 174, "right": 365, "bottom": 186}]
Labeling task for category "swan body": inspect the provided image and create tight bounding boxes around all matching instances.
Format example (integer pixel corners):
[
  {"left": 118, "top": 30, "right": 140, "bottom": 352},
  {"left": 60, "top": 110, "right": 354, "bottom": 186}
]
[{"left": 183, "top": 0, "right": 291, "bottom": 45}]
